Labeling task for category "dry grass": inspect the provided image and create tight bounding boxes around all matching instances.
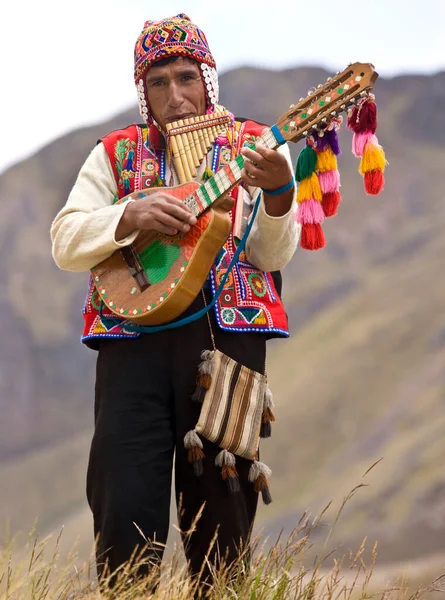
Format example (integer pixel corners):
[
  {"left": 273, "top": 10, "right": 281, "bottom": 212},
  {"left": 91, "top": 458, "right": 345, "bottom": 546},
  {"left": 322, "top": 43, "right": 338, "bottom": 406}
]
[{"left": 1, "top": 477, "right": 444, "bottom": 600}]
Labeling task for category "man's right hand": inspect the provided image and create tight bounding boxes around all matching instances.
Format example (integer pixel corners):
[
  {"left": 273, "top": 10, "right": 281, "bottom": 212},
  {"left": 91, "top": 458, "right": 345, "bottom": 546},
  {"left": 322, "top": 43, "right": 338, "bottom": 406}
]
[{"left": 115, "top": 191, "right": 197, "bottom": 241}]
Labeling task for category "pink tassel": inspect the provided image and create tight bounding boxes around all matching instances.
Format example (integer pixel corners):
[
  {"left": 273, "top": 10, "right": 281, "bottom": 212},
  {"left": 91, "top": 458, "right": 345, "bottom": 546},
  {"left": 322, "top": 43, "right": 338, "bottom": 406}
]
[
  {"left": 352, "top": 132, "right": 379, "bottom": 158},
  {"left": 296, "top": 198, "right": 325, "bottom": 225},
  {"left": 318, "top": 170, "right": 341, "bottom": 194}
]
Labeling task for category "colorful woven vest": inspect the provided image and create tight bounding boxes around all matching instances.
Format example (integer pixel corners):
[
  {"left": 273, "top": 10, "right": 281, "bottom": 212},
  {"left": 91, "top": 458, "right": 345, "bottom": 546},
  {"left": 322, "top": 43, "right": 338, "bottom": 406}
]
[{"left": 81, "top": 121, "right": 289, "bottom": 348}]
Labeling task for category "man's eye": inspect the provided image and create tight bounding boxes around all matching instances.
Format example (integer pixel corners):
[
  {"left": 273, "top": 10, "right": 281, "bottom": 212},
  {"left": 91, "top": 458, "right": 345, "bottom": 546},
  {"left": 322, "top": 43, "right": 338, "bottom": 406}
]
[
  {"left": 151, "top": 80, "right": 164, "bottom": 87},
  {"left": 182, "top": 75, "right": 194, "bottom": 82}
]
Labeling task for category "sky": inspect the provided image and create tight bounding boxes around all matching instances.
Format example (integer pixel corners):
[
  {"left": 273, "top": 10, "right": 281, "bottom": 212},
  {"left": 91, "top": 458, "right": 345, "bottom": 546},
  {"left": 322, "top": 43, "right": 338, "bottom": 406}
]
[{"left": 1, "top": 0, "right": 444, "bottom": 174}]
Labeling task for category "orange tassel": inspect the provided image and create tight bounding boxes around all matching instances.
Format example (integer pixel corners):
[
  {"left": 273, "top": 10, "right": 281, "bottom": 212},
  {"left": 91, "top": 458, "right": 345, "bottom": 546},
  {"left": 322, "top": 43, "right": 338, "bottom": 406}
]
[
  {"left": 262, "top": 407, "right": 276, "bottom": 424},
  {"left": 197, "top": 373, "right": 212, "bottom": 389},
  {"left": 188, "top": 445, "right": 205, "bottom": 464},
  {"left": 221, "top": 464, "right": 239, "bottom": 481}
]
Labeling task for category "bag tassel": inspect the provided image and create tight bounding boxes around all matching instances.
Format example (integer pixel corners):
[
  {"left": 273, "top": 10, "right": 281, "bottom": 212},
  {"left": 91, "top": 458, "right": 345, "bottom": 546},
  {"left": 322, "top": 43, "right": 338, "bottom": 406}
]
[
  {"left": 184, "top": 429, "right": 205, "bottom": 477},
  {"left": 191, "top": 349, "right": 215, "bottom": 404},
  {"left": 249, "top": 460, "right": 272, "bottom": 505},
  {"left": 314, "top": 127, "right": 342, "bottom": 217},
  {"left": 295, "top": 143, "right": 326, "bottom": 251},
  {"left": 215, "top": 449, "right": 241, "bottom": 494},
  {"left": 260, "top": 386, "right": 276, "bottom": 439},
  {"left": 347, "top": 95, "right": 387, "bottom": 195}
]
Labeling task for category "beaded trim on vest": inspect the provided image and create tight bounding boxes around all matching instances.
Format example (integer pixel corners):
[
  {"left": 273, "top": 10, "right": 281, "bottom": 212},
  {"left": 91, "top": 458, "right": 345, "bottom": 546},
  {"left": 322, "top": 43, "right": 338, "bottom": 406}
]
[{"left": 81, "top": 122, "right": 289, "bottom": 348}]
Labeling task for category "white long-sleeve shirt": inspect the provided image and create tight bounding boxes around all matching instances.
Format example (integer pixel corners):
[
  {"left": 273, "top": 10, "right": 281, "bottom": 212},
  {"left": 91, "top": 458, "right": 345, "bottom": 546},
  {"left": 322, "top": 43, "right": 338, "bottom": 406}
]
[{"left": 51, "top": 141, "right": 300, "bottom": 273}]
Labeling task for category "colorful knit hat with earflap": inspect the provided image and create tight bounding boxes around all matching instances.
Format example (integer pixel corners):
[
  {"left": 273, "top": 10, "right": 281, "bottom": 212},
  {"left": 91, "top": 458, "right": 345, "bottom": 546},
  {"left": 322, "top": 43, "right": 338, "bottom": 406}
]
[{"left": 134, "top": 13, "right": 218, "bottom": 124}]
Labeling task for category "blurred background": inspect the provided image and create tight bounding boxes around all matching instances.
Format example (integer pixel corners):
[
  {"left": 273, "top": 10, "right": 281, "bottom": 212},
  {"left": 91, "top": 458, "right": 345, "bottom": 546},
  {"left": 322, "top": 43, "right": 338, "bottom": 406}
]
[{"left": 1, "top": 0, "right": 445, "bottom": 588}]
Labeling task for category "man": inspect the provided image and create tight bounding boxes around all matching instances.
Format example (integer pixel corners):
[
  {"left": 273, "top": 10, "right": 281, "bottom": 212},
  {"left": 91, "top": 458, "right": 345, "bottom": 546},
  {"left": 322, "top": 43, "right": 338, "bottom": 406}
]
[{"left": 51, "top": 13, "right": 300, "bottom": 590}]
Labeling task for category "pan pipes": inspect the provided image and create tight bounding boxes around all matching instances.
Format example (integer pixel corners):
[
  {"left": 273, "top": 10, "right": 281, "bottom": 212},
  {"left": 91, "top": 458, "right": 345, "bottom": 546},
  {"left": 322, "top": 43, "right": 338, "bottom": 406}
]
[{"left": 165, "top": 107, "right": 232, "bottom": 184}]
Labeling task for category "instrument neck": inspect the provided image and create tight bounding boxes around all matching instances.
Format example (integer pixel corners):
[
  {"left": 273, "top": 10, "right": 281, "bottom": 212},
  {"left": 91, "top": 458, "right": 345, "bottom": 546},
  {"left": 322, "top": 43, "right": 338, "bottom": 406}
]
[{"left": 184, "top": 127, "right": 281, "bottom": 218}]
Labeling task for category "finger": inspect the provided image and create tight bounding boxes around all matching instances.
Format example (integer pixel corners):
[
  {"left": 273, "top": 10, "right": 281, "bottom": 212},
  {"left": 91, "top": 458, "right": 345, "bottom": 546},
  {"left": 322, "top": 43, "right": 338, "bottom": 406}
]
[
  {"left": 241, "top": 147, "right": 262, "bottom": 162},
  {"left": 253, "top": 145, "right": 284, "bottom": 163},
  {"left": 149, "top": 192, "right": 196, "bottom": 216},
  {"left": 243, "top": 161, "right": 265, "bottom": 181},
  {"left": 151, "top": 219, "right": 180, "bottom": 236},
  {"left": 155, "top": 212, "right": 192, "bottom": 233},
  {"left": 241, "top": 167, "right": 264, "bottom": 187},
  {"left": 158, "top": 198, "right": 197, "bottom": 225},
  {"left": 140, "top": 219, "right": 179, "bottom": 235}
]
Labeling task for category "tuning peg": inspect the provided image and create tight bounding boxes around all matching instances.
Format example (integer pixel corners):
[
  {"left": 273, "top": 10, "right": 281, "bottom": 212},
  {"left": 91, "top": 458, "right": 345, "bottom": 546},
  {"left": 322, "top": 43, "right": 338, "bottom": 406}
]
[
  {"left": 341, "top": 104, "right": 346, "bottom": 110},
  {"left": 302, "top": 130, "right": 308, "bottom": 136},
  {"left": 289, "top": 103, "right": 295, "bottom": 108},
  {"left": 299, "top": 97, "right": 304, "bottom": 102},
  {"left": 321, "top": 117, "right": 327, "bottom": 123},
  {"left": 326, "top": 77, "right": 332, "bottom": 82},
  {"left": 317, "top": 84, "right": 323, "bottom": 89},
  {"left": 308, "top": 90, "right": 313, "bottom": 96},
  {"left": 331, "top": 111, "right": 337, "bottom": 116}
]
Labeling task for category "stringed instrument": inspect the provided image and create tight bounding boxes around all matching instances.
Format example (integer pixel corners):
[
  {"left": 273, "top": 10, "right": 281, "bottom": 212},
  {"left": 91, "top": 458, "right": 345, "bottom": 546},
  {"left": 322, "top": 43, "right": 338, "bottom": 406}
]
[{"left": 91, "top": 62, "right": 379, "bottom": 325}]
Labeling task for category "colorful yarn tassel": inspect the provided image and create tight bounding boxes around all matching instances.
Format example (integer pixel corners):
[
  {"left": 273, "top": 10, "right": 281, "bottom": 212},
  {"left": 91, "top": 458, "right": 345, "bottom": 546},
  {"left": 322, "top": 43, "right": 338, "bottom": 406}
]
[
  {"left": 249, "top": 460, "right": 272, "bottom": 505},
  {"left": 191, "top": 350, "right": 215, "bottom": 403},
  {"left": 215, "top": 449, "right": 240, "bottom": 494},
  {"left": 314, "top": 128, "right": 342, "bottom": 217},
  {"left": 150, "top": 173, "right": 164, "bottom": 188},
  {"left": 295, "top": 144, "right": 326, "bottom": 250},
  {"left": 347, "top": 96, "right": 387, "bottom": 195},
  {"left": 184, "top": 430, "right": 205, "bottom": 477},
  {"left": 260, "top": 386, "right": 276, "bottom": 439},
  {"left": 201, "top": 166, "right": 214, "bottom": 182}
]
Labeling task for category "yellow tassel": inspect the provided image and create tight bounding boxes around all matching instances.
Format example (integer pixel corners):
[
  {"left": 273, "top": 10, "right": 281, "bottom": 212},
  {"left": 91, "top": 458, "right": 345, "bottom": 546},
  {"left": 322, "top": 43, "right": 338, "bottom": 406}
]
[
  {"left": 316, "top": 148, "right": 337, "bottom": 173},
  {"left": 201, "top": 166, "right": 214, "bottom": 182},
  {"left": 297, "top": 173, "right": 322, "bottom": 203},
  {"left": 359, "top": 142, "right": 387, "bottom": 175}
]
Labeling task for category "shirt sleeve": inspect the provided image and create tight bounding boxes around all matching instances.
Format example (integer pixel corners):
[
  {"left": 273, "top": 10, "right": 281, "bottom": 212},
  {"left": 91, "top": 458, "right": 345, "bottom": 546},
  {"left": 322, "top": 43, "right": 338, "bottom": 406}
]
[
  {"left": 244, "top": 143, "right": 301, "bottom": 272},
  {"left": 50, "top": 143, "right": 139, "bottom": 272}
]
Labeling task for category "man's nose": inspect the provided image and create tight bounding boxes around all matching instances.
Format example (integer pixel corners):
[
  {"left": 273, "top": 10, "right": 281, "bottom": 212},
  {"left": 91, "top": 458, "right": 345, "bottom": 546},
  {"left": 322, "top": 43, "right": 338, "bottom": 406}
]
[{"left": 167, "top": 81, "right": 184, "bottom": 108}]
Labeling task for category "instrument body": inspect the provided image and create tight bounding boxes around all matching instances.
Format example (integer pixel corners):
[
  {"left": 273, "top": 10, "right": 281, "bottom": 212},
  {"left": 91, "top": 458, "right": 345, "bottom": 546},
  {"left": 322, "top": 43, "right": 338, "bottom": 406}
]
[
  {"left": 91, "top": 184, "right": 233, "bottom": 325},
  {"left": 92, "top": 62, "right": 380, "bottom": 325}
]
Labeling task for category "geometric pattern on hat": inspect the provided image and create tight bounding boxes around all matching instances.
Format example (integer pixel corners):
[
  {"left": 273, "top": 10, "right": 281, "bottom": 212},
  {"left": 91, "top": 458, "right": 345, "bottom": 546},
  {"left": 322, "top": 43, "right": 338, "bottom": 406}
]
[{"left": 134, "top": 13, "right": 218, "bottom": 124}]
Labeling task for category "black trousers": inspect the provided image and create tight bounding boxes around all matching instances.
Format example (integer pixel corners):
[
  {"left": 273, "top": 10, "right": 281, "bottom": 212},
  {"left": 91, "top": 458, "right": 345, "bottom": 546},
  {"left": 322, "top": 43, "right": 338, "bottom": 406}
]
[{"left": 86, "top": 292, "right": 266, "bottom": 585}]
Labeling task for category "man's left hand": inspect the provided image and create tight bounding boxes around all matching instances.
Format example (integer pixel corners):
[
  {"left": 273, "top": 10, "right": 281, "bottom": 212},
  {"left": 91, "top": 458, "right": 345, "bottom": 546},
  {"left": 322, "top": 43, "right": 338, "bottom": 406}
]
[{"left": 241, "top": 145, "right": 293, "bottom": 192}]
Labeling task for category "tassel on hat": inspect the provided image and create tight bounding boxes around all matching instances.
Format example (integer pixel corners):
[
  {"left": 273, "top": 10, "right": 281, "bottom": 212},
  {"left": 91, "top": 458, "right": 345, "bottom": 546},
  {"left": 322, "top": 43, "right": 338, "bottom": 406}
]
[
  {"left": 215, "top": 449, "right": 241, "bottom": 494},
  {"left": 184, "top": 429, "right": 205, "bottom": 477},
  {"left": 191, "top": 350, "right": 215, "bottom": 403},
  {"left": 249, "top": 460, "right": 273, "bottom": 505}
]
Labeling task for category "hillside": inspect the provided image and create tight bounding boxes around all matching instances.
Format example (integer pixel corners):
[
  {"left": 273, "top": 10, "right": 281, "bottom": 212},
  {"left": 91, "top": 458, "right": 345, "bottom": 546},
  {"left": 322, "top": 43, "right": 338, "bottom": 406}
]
[{"left": 1, "top": 65, "right": 444, "bottom": 570}]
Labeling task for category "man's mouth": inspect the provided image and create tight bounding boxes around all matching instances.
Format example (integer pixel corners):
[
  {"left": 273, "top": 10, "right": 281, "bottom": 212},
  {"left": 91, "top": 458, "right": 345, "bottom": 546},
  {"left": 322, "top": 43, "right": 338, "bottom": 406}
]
[{"left": 166, "top": 113, "right": 195, "bottom": 123}]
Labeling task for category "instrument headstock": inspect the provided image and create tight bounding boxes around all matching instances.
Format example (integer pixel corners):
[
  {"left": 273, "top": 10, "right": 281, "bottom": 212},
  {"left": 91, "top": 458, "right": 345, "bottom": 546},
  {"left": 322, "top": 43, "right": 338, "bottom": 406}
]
[{"left": 277, "top": 62, "right": 379, "bottom": 143}]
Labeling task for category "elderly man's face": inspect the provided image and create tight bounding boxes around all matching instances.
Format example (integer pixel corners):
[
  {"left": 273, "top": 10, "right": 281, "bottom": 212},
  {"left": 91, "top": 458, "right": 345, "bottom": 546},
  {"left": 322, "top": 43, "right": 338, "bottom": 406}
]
[{"left": 145, "top": 57, "right": 207, "bottom": 131}]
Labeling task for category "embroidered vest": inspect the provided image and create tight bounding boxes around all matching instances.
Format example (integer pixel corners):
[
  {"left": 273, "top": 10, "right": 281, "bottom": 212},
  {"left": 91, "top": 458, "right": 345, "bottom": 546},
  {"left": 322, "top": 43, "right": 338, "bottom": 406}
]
[{"left": 81, "top": 121, "right": 289, "bottom": 348}]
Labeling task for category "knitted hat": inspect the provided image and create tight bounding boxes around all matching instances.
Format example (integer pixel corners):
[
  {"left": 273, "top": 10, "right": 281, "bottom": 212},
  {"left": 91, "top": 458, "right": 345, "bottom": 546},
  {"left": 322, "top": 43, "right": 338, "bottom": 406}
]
[{"left": 134, "top": 13, "right": 219, "bottom": 124}]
